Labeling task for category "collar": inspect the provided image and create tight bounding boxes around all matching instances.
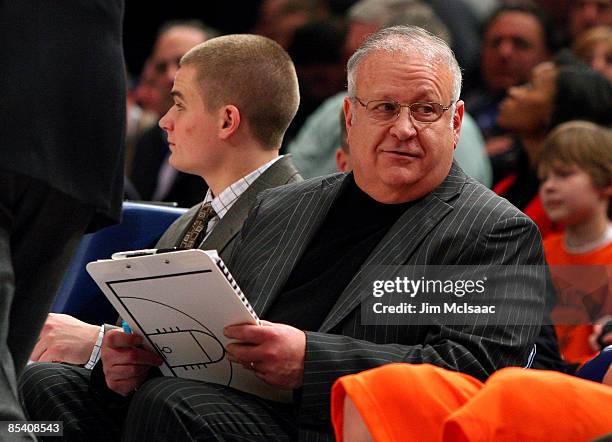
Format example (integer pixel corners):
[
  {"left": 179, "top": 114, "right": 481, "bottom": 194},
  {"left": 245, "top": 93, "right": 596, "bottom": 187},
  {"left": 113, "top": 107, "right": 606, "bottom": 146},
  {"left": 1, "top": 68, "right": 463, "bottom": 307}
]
[{"left": 203, "top": 156, "right": 283, "bottom": 221}]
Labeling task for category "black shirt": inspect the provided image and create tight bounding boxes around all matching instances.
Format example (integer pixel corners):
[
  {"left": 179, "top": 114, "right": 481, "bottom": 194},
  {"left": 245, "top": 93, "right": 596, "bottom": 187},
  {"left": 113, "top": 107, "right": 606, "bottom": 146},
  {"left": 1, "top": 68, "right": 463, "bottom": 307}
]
[{"left": 265, "top": 174, "right": 412, "bottom": 331}]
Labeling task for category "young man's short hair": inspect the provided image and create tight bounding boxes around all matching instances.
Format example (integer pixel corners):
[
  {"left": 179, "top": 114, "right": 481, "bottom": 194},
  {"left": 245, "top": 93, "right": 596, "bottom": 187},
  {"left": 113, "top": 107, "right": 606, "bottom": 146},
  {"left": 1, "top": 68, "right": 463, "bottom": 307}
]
[{"left": 181, "top": 34, "right": 300, "bottom": 149}]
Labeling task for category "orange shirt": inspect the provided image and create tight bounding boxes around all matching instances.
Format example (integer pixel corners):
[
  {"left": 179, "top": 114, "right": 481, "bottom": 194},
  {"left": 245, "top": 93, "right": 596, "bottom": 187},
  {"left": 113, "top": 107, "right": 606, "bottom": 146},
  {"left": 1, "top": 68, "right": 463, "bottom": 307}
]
[{"left": 544, "top": 232, "right": 612, "bottom": 364}]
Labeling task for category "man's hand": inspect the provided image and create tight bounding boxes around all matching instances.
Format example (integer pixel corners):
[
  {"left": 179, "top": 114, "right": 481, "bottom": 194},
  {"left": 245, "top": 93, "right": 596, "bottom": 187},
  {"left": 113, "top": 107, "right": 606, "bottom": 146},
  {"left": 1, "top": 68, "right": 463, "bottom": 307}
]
[
  {"left": 30, "top": 313, "right": 100, "bottom": 365},
  {"left": 101, "top": 329, "right": 163, "bottom": 397},
  {"left": 225, "top": 320, "right": 306, "bottom": 390}
]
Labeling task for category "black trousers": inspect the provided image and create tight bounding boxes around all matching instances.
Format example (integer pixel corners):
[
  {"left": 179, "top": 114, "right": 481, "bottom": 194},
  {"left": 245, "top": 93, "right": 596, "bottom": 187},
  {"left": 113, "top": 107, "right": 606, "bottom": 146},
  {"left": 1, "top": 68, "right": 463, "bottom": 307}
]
[
  {"left": 0, "top": 172, "right": 92, "bottom": 440},
  {"left": 20, "top": 362, "right": 300, "bottom": 441}
]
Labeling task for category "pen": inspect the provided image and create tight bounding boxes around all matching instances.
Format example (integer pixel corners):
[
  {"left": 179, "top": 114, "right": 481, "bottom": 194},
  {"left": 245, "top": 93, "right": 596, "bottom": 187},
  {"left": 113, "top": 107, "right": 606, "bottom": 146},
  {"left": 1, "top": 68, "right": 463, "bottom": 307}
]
[{"left": 122, "top": 320, "right": 132, "bottom": 334}]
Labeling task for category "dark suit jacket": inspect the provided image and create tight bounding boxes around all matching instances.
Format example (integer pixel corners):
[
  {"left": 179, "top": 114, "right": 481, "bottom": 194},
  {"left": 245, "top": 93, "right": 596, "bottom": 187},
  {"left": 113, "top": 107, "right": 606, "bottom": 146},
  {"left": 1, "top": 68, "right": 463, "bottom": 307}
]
[
  {"left": 0, "top": 0, "right": 126, "bottom": 231},
  {"left": 229, "top": 162, "right": 549, "bottom": 439}
]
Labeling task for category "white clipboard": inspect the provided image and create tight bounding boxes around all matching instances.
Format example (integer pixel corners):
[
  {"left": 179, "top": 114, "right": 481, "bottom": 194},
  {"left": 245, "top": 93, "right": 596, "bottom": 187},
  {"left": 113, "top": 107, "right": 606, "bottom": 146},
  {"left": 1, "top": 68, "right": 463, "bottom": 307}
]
[{"left": 86, "top": 249, "right": 291, "bottom": 403}]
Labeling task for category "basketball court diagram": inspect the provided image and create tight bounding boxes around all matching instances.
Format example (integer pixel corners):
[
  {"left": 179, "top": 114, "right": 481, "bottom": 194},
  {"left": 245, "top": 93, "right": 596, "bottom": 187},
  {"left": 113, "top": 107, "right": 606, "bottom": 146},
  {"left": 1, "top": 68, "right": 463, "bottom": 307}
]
[
  {"left": 122, "top": 296, "right": 233, "bottom": 380},
  {"left": 106, "top": 270, "right": 237, "bottom": 387}
]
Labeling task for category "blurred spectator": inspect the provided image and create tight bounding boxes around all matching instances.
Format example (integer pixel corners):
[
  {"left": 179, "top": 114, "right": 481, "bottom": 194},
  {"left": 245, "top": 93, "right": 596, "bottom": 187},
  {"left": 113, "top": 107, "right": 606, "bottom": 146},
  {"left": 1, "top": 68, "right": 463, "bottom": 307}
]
[
  {"left": 125, "top": 73, "right": 158, "bottom": 175},
  {"left": 135, "top": 21, "right": 216, "bottom": 117},
  {"left": 285, "top": 19, "right": 346, "bottom": 145},
  {"left": 344, "top": 0, "right": 480, "bottom": 79},
  {"left": 461, "top": 0, "right": 501, "bottom": 23},
  {"left": 251, "top": 0, "right": 327, "bottom": 49},
  {"left": 568, "top": 0, "right": 612, "bottom": 42},
  {"left": 426, "top": 0, "right": 482, "bottom": 84},
  {"left": 467, "top": 3, "right": 555, "bottom": 155},
  {"left": 573, "top": 26, "right": 612, "bottom": 81},
  {"left": 129, "top": 21, "right": 214, "bottom": 207},
  {"left": 494, "top": 59, "right": 612, "bottom": 236},
  {"left": 343, "top": 0, "right": 449, "bottom": 61},
  {"left": 538, "top": 121, "right": 612, "bottom": 366}
]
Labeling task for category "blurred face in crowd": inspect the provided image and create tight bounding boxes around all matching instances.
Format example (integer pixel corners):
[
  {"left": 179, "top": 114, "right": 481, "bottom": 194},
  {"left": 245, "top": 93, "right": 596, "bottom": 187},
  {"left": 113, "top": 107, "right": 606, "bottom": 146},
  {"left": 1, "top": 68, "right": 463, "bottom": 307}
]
[
  {"left": 569, "top": 0, "right": 612, "bottom": 40},
  {"left": 158, "top": 65, "right": 222, "bottom": 178},
  {"left": 482, "top": 11, "right": 550, "bottom": 93},
  {"left": 139, "top": 27, "right": 208, "bottom": 115},
  {"left": 344, "top": 21, "right": 380, "bottom": 63},
  {"left": 254, "top": 0, "right": 310, "bottom": 48},
  {"left": 540, "top": 163, "right": 609, "bottom": 225},
  {"left": 344, "top": 50, "right": 463, "bottom": 203},
  {"left": 583, "top": 40, "right": 612, "bottom": 81},
  {"left": 497, "top": 63, "right": 556, "bottom": 135}
]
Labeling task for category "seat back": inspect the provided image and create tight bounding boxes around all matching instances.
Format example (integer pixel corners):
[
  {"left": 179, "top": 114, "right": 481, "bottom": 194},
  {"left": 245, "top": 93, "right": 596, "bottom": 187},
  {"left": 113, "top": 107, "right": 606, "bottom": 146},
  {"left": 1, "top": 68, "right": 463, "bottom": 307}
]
[{"left": 51, "top": 202, "right": 187, "bottom": 324}]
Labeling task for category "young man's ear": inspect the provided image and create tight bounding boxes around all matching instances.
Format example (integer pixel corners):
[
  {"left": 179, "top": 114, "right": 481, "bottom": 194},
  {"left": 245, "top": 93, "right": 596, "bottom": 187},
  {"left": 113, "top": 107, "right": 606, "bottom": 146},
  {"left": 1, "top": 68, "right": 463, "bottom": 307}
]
[{"left": 219, "top": 105, "right": 241, "bottom": 140}]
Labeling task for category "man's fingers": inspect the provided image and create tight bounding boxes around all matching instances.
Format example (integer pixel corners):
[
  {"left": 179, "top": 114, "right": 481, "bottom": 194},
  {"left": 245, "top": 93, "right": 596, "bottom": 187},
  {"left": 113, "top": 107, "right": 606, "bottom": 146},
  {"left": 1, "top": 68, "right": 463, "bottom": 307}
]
[
  {"left": 30, "top": 340, "right": 47, "bottom": 362},
  {"left": 33, "top": 348, "right": 49, "bottom": 363},
  {"left": 105, "top": 329, "right": 143, "bottom": 348},
  {"left": 226, "top": 342, "right": 265, "bottom": 363},
  {"left": 224, "top": 324, "right": 272, "bottom": 343}
]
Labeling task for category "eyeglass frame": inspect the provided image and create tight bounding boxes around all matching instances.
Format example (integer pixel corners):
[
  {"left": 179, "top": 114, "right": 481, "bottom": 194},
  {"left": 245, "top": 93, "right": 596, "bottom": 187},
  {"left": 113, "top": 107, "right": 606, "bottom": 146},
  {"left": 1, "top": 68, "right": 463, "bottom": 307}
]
[{"left": 351, "top": 96, "right": 456, "bottom": 123}]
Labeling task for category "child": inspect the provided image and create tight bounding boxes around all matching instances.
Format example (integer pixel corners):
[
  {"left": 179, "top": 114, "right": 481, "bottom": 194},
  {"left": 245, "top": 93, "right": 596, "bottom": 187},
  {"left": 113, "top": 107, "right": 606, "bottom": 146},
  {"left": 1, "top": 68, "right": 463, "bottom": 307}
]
[{"left": 538, "top": 120, "right": 612, "bottom": 365}]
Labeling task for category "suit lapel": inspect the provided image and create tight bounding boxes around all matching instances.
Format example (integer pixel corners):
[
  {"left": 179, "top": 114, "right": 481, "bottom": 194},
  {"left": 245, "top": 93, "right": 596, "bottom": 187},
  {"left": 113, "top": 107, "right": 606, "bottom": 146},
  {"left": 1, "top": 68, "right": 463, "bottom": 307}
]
[
  {"left": 201, "top": 156, "right": 298, "bottom": 255},
  {"left": 319, "top": 163, "right": 467, "bottom": 332},
  {"left": 250, "top": 174, "right": 346, "bottom": 316}
]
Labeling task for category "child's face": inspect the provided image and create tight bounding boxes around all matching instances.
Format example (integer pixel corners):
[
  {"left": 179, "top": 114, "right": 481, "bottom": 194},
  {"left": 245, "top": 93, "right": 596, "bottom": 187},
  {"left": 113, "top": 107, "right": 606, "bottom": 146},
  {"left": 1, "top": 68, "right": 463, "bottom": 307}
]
[{"left": 539, "top": 163, "right": 609, "bottom": 225}]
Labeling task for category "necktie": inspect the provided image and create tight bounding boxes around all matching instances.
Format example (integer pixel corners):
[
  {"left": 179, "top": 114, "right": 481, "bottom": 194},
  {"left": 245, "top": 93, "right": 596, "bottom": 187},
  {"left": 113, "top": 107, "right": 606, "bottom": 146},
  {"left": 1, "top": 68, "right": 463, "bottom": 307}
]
[{"left": 180, "top": 202, "right": 216, "bottom": 249}]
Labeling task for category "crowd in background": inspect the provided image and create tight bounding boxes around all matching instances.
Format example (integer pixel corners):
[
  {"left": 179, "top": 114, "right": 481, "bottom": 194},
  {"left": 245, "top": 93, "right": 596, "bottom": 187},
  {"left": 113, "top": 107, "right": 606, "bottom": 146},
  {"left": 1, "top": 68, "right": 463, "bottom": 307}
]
[{"left": 122, "top": 0, "right": 611, "bottom": 202}]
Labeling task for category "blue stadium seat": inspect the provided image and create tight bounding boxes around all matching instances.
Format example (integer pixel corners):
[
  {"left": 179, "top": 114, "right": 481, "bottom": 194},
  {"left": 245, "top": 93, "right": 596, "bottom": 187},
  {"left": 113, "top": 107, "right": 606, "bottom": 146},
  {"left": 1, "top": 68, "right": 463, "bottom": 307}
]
[{"left": 51, "top": 202, "right": 187, "bottom": 325}]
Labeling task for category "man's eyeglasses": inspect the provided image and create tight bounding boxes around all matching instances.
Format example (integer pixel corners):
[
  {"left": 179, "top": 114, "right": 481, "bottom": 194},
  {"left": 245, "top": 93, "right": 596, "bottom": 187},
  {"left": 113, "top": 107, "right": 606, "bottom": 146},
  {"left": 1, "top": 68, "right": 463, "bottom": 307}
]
[{"left": 352, "top": 97, "right": 454, "bottom": 123}]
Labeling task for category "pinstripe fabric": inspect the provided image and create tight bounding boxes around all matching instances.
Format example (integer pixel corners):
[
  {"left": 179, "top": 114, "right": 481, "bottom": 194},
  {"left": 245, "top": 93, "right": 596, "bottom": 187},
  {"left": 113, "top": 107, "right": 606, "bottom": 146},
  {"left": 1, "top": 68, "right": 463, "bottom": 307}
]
[
  {"left": 19, "top": 363, "right": 123, "bottom": 441},
  {"left": 228, "top": 162, "right": 547, "bottom": 440},
  {"left": 123, "top": 377, "right": 297, "bottom": 441}
]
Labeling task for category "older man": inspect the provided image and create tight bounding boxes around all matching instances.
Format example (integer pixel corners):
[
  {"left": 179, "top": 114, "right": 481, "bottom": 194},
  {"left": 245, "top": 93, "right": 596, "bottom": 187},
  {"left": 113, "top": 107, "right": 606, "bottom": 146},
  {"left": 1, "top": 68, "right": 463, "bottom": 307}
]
[
  {"left": 288, "top": 0, "right": 492, "bottom": 186},
  {"left": 25, "top": 27, "right": 548, "bottom": 441}
]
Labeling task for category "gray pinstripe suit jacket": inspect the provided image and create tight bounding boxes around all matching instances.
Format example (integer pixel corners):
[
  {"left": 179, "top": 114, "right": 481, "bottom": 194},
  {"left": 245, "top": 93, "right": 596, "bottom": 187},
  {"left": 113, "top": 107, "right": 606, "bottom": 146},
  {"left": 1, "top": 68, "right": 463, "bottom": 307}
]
[{"left": 228, "top": 162, "right": 547, "bottom": 440}]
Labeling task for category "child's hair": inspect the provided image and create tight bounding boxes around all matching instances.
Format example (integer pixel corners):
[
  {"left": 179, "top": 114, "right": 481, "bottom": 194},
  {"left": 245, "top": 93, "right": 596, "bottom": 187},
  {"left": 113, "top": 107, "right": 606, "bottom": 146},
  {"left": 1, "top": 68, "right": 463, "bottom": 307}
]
[
  {"left": 539, "top": 120, "right": 612, "bottom": 190},
  {"left": 539, "top": 120, "right": 612, "bottom": 219}
]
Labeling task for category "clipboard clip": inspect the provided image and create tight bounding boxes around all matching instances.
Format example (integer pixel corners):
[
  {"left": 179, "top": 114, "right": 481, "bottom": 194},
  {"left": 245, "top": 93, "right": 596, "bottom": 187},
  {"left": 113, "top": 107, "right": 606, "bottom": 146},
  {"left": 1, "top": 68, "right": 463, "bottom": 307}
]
[{"left": 111, "top": 247, "right": 188, "bottom": 260}]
